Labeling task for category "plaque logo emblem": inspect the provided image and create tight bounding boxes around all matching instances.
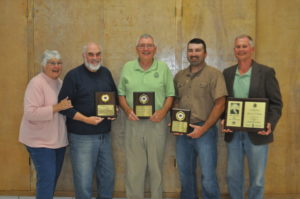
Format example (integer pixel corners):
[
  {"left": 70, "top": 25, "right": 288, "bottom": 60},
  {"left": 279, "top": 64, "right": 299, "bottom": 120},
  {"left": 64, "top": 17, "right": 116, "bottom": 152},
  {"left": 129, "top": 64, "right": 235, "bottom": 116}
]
[
  {"left": 176, "top": 111, "right": 186, "bottom": 121},
  {"left": 139, "top": 94, "right": 149, "bottom": 104},
  {"left": 101, "top": 94, "right": 110, "bottom": 103}
]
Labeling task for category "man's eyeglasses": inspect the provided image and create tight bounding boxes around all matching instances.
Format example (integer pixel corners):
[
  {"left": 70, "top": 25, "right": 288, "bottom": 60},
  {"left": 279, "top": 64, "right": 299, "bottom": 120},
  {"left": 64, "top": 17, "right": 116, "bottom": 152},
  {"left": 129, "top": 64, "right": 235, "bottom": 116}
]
[
  {"left": 47, "top": 62, "right": 63, "bottom": 66},
  {"left": 87, "top": 52, "right": 101, "bottom": 57},
  {"left": 137, "top": 44, "right": 155, "bottom": 49}
]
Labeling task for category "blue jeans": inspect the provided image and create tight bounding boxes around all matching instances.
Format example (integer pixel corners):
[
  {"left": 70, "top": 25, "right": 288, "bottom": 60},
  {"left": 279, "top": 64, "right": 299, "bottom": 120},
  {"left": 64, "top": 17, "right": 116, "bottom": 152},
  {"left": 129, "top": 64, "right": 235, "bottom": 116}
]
[
  {"left": 176, "top": 122, "right": 220, "bottom": 199},
  {"left": 227, "top": 131, "right": 268, "bottom": 199},
  {"left": 68, "top": 133, "right": 115, "bottom": 199},
  {"left": 26, "top": 146, "right": 66, "bottom": 199}
]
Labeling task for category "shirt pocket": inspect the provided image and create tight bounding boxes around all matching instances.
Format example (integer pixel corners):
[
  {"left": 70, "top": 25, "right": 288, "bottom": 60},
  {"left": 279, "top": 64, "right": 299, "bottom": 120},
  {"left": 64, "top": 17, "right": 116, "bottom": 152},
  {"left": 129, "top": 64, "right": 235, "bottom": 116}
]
[
  {"left": 195, "top": 81, "right": 209, "bottom": 97},
  {"left": 176, "top": 81, "right": 187, "bottom": 97}
]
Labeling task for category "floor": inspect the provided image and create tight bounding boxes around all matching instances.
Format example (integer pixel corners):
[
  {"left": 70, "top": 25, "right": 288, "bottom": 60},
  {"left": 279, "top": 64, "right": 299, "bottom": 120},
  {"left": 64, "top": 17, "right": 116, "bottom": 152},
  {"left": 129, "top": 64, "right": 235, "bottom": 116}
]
[
  {"left": 0, "top": 195, "right": 300, "bottom": 199},
  {"left": 0, "top": 197, "right": 174, "bottom": 199},
  {"left": 1, "top": 196, "right": 300, "bottom": 199},
  {"left": 0, "top": 197, "right": 76, "bottom": 199},
  {"left": 0, "top": 197, "right": 171, "bottom": 199},
  {"left": 1, "top": 197, "right": 94, "bottom": 199},
  {"left": 0, "top": 197, "right": 86, "bottom": 199}
]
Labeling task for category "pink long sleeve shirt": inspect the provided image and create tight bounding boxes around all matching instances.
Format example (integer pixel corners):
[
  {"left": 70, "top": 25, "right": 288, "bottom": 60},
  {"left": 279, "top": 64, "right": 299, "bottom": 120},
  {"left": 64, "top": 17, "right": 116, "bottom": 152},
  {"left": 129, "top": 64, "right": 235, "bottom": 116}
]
[{"left": 19, "top": 72, "right": 68, "bottom": 148}]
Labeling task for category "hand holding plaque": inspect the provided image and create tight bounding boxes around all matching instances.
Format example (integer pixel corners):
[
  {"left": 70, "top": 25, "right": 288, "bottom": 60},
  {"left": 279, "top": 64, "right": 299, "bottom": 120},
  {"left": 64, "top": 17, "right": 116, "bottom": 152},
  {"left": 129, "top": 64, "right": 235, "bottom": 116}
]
[
  {"left": 170, "top": 108, "right": 191, "bottom": 134},
  {"left": 95, "top": 92, "right": 117, "bottom": 118},
  {"left": 224, "top": 98, "right": 268, "bottom": 132},
  {"left": 133, "top": 92, "right": 155, "bottom": 119}
]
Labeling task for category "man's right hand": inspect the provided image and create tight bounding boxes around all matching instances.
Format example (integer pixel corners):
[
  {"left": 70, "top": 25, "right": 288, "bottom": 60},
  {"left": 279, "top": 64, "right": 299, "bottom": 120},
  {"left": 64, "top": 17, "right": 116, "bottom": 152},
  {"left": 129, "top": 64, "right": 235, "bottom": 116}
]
[
  {"left": 220, "top": 119, "right": 233, "bottom": 133},
  {"left": 126, "top": 109, "right": 139, "bottom": 121}
]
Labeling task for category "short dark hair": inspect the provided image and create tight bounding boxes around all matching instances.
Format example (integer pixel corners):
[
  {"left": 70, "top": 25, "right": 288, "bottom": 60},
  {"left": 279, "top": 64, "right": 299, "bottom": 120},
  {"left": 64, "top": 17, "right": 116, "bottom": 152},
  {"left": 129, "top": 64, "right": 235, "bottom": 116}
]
[{"left": 187, "top": 38, "right": 207, "bottom": 53}]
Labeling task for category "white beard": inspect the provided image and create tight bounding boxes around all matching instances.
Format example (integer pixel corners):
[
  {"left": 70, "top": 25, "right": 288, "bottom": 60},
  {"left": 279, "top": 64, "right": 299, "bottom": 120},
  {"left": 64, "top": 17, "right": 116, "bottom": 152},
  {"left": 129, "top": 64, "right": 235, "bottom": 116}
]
[{"left": 85, "top": 60, "right": 101, "bottom": 71}]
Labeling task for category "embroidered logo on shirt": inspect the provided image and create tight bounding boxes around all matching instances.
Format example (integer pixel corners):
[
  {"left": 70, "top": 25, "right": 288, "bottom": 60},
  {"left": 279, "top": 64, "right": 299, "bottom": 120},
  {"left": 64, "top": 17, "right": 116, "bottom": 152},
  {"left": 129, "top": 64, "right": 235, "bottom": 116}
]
[{"left": 154, "top": 72, "right": 159, "bottom": 78}]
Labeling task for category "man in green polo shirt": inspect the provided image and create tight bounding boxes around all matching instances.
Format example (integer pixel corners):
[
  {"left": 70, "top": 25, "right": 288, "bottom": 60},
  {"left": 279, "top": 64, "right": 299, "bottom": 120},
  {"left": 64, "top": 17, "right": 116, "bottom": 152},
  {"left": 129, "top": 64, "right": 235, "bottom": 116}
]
[
  {"left": 174, "top": 38, "right": 227, "bottom": 199},
  {"left": 118, "top": 34, "right": 175, "bottom": 199}
]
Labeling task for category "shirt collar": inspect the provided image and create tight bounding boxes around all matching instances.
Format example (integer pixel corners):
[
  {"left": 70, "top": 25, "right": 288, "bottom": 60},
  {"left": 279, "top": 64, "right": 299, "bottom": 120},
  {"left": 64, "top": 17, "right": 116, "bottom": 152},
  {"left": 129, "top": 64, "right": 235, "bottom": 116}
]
[
  {"left": 133, "top": 59, "right": 158, "bottom": 72},
  {"left": 185, "top": 62, "right": 207, "bottom": 77},
  {"left": 235, "top": 66, "right": 252, "bottom": 77},
  {"left": 41, "top": 72, "right": 60, "bottom": 82}
]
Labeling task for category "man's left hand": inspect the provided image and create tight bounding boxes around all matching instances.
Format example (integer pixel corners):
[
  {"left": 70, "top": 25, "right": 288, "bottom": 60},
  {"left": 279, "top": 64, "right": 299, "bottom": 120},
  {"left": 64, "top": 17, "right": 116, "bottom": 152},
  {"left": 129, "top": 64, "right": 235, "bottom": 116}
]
[
  {"left": 187, "top": 124, "right": 207, "bottom": 139},
  {"left": 258, "top": 122, "right": 272, "bottom": 135},
  {"left": 150, "top": 109, "right": 166, "bottom": 122}
]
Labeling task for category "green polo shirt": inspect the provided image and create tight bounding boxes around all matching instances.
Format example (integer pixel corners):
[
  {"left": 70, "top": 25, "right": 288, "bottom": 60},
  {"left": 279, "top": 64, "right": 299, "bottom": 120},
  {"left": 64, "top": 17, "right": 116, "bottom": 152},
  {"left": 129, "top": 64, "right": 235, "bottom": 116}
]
[
  {"left": 118, "top": 59, "right": 175, "bottom": 110},
  {"left": 233, "top": 67, "right": 252, "bottom": 98}
]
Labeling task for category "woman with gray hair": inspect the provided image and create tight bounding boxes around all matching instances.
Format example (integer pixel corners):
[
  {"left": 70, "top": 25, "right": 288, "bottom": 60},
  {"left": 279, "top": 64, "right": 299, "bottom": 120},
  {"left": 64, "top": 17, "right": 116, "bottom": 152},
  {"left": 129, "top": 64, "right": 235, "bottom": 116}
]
[{"left": 19, "top": 50, "right": 72, "bottom": 199}]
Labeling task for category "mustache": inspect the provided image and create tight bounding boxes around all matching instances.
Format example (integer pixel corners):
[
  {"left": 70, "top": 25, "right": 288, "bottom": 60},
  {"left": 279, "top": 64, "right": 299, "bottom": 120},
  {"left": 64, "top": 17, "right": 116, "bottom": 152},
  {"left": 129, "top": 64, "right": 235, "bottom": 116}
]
[{"left": 190, "top": 56, "right": 199, "bottom": 59}]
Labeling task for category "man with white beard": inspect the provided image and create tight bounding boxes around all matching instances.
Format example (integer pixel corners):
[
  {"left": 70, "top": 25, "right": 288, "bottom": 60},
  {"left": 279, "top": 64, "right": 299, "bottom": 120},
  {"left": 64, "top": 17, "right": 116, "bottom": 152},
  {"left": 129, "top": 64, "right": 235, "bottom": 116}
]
[{"left": 58, "top": 42, "right": 117, "bottom": 199}]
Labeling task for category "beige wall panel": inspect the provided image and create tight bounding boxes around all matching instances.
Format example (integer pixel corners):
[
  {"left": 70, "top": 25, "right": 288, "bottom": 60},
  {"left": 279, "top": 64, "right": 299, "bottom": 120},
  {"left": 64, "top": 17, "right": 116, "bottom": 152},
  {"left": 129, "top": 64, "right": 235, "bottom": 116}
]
[
  {"left": 103, "top": 0, "right": 178, "bottom": 79},
  {"left": 181, "top": 0, "right": 256, "bottom": 194},
  {"left": 103, "top": 0, "right": 179, "bottom": 194},
  {"left": 181, "top": 0, "right": 256, "bottom": 70},
  {"left": 0, "top": 0, "right": 30, "bottom": 190},
  {"left": 32, "top": 0, "right": 105, "bottom": 192},
  {"left": 256, "top": 0, "right": 300, "bottom": 194},
  {"left": 33, "top": 0, "right": 105, "bottom": 78}
]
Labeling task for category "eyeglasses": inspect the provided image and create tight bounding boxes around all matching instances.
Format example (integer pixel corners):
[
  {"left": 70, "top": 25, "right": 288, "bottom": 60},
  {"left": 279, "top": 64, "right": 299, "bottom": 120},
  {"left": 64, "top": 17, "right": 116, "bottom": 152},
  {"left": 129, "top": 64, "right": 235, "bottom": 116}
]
[
  {"left": 47, "top": 62, "right": 63, "bottom": 66},
  {"left": 137, "top": 44, "right": 155, "bottom": 49},
  {"left": 87, "top": 52, "right": 101, "bottom": 57}
]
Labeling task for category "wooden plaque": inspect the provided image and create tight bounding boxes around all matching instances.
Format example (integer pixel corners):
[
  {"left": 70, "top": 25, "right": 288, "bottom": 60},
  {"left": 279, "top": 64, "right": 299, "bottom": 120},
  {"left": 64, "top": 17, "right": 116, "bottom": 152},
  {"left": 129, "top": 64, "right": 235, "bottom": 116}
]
[
  {"left": 224, "top": 97, "right": 269, "bottom": 132},
  {"left": 133, "top": 92, "right": 155, "bottom": 119},
  {"left": 95, "top": 92, "right": 117, "bottom": 118},
  {"left": 170, "top": 108, "right": 191, "bottom": 134}
]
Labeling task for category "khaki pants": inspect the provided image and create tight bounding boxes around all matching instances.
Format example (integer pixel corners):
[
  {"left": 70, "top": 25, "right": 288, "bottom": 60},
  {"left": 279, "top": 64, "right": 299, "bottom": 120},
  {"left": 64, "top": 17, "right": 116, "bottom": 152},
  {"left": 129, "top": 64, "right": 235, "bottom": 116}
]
[{"left": 125, "top": 118, "right": 168, "bottom": 199}]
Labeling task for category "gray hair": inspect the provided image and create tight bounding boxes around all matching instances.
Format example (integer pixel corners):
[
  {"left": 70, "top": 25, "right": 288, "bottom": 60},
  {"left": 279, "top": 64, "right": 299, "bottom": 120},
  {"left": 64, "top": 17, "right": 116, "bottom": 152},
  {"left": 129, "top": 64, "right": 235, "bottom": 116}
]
[
  {"left": 235, "top": 34, "right": 255, "bottom": 47},
  {"left": 82, "top": 42, "right": 102, "bottom": 55},
  {"left": 136, "top": 33, "right": 156, "bottom": 47},
  {"left": 40, "top": 50, "right": 61, "bottom": 68}
]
